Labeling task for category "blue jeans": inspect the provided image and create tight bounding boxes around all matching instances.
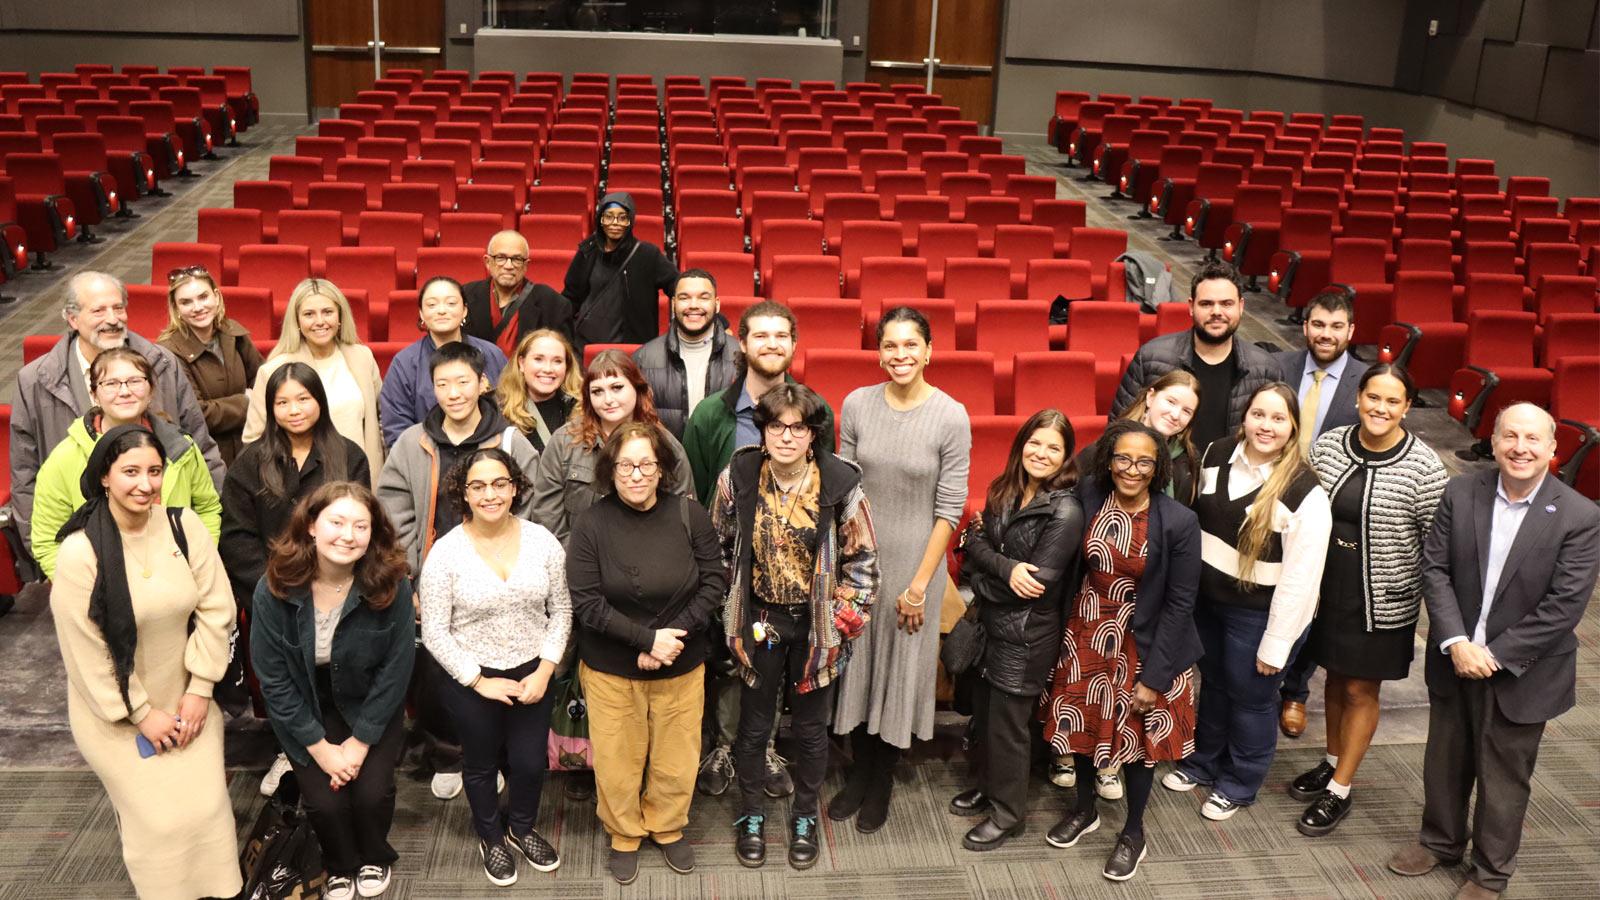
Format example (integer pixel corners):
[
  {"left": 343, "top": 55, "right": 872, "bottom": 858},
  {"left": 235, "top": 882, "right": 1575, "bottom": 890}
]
[{"left": 1180, "top": 603, "right": 1306, "bottom": 805}]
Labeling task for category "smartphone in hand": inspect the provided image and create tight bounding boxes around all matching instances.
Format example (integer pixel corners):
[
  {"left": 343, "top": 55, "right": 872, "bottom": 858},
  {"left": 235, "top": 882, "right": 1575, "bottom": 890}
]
[{"left": 136, "top": 734, "right": 157, "bottom": 758}]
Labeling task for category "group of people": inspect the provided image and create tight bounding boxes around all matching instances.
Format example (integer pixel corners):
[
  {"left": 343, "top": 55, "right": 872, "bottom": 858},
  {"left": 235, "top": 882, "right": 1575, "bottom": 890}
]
[{"left": 14, "top": 215, "right": 1593, "bottom": 900}]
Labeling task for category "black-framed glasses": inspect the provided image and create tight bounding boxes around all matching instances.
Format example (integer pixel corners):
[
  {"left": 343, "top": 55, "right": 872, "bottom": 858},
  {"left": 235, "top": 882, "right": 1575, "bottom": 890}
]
[
  {"left": 615, "top": 460, "right": 659, "bottom": 477},
  {"left": 763, "top": 421, "right": 812, "bottom": 439},
  {"left": 1111, "top": 454, "right": 1157, "bottom": 475},
  {"left": 488, "top": 254, "right": 528, "bottom": 267},
  {"left": 599, "top": 213, "right": 631, "bottom": 225},
  {"left": 465, "top": 477, "right": 516, "bottom": 496},
  {"left": 166, "top": 265, "right": 210, "bottom": 283}
]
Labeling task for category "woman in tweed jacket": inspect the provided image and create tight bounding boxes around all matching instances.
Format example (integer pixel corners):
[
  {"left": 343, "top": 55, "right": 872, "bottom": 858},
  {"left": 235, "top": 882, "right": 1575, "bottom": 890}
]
[{"left": 1290, "top": 364, "right": 1446, "bottom": 837}]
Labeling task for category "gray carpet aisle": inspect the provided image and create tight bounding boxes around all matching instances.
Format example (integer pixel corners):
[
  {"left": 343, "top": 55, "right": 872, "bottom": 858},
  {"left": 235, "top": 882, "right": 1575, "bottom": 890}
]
[{"left": 0, "top": 129, "right": 1595, "bottom": 898}]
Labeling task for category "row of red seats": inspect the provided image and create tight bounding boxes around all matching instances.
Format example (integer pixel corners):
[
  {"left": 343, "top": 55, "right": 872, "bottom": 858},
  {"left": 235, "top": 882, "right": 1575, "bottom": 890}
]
[{"left": 0, "top": 64, "right": 256, "bottom": 129}]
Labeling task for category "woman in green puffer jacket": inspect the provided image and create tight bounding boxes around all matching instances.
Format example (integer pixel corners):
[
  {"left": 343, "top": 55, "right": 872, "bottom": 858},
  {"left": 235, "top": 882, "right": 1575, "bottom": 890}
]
[{"left": 31, "top": 346, "right": 222, "bottom": 579}]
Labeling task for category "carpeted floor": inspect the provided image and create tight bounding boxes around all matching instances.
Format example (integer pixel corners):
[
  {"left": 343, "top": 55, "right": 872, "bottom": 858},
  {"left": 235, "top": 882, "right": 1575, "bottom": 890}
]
[{"left": 0, "top": 129, "right": 1595, "bottom": 899}]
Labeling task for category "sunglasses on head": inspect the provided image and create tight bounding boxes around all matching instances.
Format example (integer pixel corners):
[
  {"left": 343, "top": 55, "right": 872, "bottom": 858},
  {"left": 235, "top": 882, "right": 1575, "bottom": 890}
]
[{"left": 167, "top": 265, "right": 211, "bottom": 283}]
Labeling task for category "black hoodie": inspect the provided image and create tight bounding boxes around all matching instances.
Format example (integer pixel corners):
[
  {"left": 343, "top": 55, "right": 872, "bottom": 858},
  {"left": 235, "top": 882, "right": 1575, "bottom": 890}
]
[
  {"left": 423, "top": 396, "right": 514, "bottom": 539},
  {"left": 561, "top": 191, "right": 679, "bottom": 347}
]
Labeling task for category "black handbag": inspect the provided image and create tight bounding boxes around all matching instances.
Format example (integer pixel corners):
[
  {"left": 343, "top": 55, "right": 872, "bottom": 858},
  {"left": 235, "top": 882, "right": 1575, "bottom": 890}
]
[
  {"left": 940, "top": 600, "right": 987, "bottom": 676},
  {"left": 240, "top": 779, "right": 326, "bottom": 900}
]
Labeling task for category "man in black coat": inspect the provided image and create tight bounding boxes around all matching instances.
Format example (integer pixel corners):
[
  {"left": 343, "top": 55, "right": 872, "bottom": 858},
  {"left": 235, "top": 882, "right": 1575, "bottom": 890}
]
[
  {"left": 1386, "top": 403, "right": 1599, "bottom": 900},
  {"left": 1274, "top": 287, "right": 1370, "bottom": 737},
  {"left": 561, "top": 191, "right": 678, "bottom": 349},
  {"left": 1112, "top": 260, "right": 1278, "bottom": 454},
  {"left": 632, "top": 268, "right": 741, "bottom": 438},
  {"left": 461, "top": 229, "right": 572, "bottom": 359}
]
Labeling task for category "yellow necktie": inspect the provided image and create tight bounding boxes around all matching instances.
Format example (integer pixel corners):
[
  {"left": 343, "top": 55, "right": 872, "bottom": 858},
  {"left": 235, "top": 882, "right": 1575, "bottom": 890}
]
[{"left": 1300, "top": 370, "right": 1326, "bottom": 453}]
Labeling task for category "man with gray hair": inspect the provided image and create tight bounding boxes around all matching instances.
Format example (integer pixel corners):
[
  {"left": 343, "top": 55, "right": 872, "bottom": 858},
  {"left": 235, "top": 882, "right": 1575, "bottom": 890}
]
[
  {"left": 8, "top": 271, "right": 222, "bottom": 570},
  {"left": 1386, "top": 403, "right": 1599, "bottom": 900},
  {"left": 461, "top": 230, "right": 572, "bottom": 359}
]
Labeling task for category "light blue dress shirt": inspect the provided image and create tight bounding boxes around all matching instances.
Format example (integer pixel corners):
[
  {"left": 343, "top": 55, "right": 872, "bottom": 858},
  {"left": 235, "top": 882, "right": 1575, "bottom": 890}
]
[
  {"left": 1299, "top": 351, "right": 1349, "bottom": 439},
  {"left": 1440, "top": 474, "right": 1545, "bottom": 654}
]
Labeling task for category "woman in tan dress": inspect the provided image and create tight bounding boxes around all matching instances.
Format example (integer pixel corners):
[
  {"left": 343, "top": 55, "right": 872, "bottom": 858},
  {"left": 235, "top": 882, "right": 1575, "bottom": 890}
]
[{"left": 49, "top": 424, "right": 240, "bottom": 899}]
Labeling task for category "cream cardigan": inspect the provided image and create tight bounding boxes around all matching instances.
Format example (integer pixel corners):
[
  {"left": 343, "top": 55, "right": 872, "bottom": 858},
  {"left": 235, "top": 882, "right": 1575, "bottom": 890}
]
[{"left": 241, "top": 343, "right": 385, "bottom": 488}]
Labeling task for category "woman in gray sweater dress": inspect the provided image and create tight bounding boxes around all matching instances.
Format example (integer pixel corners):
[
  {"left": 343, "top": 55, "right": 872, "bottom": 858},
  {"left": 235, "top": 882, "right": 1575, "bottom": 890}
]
[{"left": 828, "top": 306, "right": 971, "bottom": 834}]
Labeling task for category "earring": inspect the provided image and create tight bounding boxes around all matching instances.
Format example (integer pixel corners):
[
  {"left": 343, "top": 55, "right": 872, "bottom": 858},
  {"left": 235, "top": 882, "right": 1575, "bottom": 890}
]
[{"left": 806, "top": 447, "right": 814, "bottom": 461}]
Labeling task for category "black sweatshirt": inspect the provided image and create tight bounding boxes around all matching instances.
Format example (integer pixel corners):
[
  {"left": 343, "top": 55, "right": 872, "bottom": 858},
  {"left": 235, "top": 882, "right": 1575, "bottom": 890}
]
[{"left": 565, "top": 491, "right": 726, "bottom": 679}]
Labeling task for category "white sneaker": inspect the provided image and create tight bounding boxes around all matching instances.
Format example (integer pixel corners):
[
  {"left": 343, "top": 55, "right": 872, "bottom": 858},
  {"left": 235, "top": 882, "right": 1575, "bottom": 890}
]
[
  {"left": 1048, "top": 761, "right": 1077, "bottom": 788},
  {"left": 1096, "top": 769, "right": 1124, "bottom": 800},
  {"left": 1161, "top": 769, "right": 1202, "bottom": 793},
  {"left": 431, "top": 771, "right": 464, "bottom": 800},
  {"left": 259, "top": 753, "right": 293, "bottom": 797},
  {"left": 1201, "top": 792, "right": 1242, "bottom": 821},
  {"left": 325, "top": 873, "right": 356, "bottom": 900},
  {"left": 355, "top": 864, "right": 390, "bottom": 897}
]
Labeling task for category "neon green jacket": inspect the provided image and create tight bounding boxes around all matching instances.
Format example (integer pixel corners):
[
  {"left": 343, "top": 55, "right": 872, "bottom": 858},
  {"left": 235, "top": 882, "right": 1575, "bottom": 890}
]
[{"left": 31, "top": 414, "right": 223, "bottom": 579}]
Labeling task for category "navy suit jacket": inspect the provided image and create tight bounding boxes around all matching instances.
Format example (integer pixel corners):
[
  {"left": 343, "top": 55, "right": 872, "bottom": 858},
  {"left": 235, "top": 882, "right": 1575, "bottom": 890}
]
[
  {"left": 1419, "top": 469, "right": 1600, "bottom": 724},
  {"left": 1275, "top": 349, "right": 1369, "bottom": 440}
]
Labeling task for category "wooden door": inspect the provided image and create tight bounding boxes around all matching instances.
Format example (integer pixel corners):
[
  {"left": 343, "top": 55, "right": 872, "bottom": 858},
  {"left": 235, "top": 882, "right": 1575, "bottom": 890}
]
[
  {"left": 867, "top": 0, "right": 1003, "bottom": 127},
  {"left": 308, "top": 0, "right": 444, "bottom": 113}
]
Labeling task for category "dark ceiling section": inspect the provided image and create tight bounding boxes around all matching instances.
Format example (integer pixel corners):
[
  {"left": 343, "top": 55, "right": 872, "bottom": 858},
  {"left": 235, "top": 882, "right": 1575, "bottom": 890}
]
[{"left": 1419, "top": 0, "right": 1597, "bottom": 139}]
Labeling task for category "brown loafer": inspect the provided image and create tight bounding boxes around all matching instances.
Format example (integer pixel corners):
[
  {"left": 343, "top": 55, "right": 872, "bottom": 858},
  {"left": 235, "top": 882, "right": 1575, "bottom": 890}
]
[
  {"left": 1387, "top": 842, "right": 1458, "bottom": 877},
  {"left": 1453, "top": 881, "right": 1500, "bottom": 900},
  {"left": 1279, "top": 700, "right": 1307, "bottom": 738}
]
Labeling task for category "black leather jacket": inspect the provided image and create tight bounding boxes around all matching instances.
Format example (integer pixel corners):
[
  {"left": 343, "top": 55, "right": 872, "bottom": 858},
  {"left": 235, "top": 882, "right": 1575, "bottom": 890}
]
[{"left": 962, "top": 487, "right": 1085, "bottom": 696}]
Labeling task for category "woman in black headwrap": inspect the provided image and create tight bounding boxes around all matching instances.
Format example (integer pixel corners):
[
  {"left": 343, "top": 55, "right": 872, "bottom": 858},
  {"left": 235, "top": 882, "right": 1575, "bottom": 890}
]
[{"left": 48, "top": 424, "right": 241, "bottom": 900}]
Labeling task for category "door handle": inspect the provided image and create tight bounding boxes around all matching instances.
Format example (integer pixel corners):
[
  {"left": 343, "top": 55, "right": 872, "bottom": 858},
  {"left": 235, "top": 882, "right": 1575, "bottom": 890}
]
[
  {"left": 378, "top": 45, "right": 442, "bottom": 55},
  {"left": 868, "top": 60, "right": 929, "bottom": 71}
]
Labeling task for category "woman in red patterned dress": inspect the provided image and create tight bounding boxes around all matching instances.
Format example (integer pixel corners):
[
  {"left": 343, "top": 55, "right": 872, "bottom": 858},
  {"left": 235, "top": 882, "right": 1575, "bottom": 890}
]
[{"left": 1041, "top": 419, "right": 1203, "bottom": 881}]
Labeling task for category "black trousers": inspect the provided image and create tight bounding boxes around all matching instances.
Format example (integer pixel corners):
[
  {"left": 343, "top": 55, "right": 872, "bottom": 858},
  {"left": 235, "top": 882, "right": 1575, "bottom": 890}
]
[
  {"left": 440, "top": 658, "right": 555, "bottom": 842},
  {"left": 735, "top": 602, "right": 834, "bottom": 818},
  {"left": 289, "top": 666, "right": 406, "bottom": 877},
  {"left": 973, "top": 679, "right": 1035, "bottom": 830},
  {"left": 409, "top": 647, "right": 463, "bottom": 773},
  {"left": 1419, "top": 677, "right": 1547, "bottom": 893},
  {"left": 1278, "top": 641, "right": 1316, "bottom": 704}
]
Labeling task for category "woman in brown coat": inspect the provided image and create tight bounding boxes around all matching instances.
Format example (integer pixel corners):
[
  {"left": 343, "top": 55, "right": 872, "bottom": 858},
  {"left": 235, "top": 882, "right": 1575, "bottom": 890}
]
[{"left": 158, "top": 266, "right": 263, "bottom": 465}]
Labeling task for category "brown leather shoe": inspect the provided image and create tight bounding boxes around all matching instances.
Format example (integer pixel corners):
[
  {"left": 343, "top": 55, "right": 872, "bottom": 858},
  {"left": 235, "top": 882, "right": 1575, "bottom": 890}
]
[
  {"left": 1453, "top": 881, "right": 1500, "bottom": 900},
  {"left": 1387, "top": 842, "right": 1457, "bottom": 877},
  {"left": 1279, "top": 700, "right": 1307, "bottom": 738}
]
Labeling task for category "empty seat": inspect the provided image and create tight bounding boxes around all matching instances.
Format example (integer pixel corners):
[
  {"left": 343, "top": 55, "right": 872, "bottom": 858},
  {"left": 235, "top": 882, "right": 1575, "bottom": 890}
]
[
  {"left": 276, "top": 210, "right": 343, "bottom": 274},
  {"left": 238, "top": 243, "right": 312, "bottom": 307},
  {"left": 767, "top": 255, "right": 841, "bottom": 301},
  {"left": 196, "top": 207, "right": 262, "bottom": 283}
]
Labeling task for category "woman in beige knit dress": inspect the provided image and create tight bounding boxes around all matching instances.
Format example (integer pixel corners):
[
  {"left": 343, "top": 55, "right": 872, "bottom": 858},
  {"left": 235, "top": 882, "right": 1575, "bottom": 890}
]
[{"left": 49, "top": 424, "right": 240, "bottom": 899}]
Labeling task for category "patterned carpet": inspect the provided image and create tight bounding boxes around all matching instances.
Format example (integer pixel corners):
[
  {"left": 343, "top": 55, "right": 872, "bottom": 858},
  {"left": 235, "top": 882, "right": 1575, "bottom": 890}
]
[{"left": 0, "top": 127, "right": 1595, "bottom": 899}]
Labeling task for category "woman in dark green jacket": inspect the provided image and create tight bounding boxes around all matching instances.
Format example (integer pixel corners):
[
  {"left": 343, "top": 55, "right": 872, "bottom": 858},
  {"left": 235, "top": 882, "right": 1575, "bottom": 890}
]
[{"left": 251, "top": 480, "right": 415, "bottom": 900}]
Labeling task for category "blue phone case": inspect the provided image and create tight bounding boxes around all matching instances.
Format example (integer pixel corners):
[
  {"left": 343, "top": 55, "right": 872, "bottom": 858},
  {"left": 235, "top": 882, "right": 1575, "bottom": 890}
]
[{"left": 136, "top": 734, "right": 157, "bottom": 758}]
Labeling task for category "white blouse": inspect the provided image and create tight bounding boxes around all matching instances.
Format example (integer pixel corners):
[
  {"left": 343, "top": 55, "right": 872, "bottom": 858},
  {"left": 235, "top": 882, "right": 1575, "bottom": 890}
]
[{"left": 417, "top": 519, "right": 573, "bottom": 685}]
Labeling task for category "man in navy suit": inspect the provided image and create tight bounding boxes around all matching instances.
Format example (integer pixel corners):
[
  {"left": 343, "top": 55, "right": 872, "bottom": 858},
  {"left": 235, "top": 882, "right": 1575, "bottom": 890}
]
[
  {"left": 1387, "top": 403, "right": 1598, "bottom": 900},
  {"left": 1274, "top": 288, "right": 1370, "bottom": 737}
]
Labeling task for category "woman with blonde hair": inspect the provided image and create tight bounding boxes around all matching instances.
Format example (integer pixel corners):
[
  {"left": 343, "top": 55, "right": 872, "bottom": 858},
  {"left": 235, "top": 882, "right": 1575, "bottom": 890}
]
[
  {"left": 1163, "top": 382, "right": 1331, "bottom": 822},
  {"left": 243, "top": 279, "right": 384, "bottom": 486},
  {"left": 498, "top": 328, "right": 582, "bottom": 453},
  {"left": 157, "top": 265, "right": 263, "bottom": 464}
]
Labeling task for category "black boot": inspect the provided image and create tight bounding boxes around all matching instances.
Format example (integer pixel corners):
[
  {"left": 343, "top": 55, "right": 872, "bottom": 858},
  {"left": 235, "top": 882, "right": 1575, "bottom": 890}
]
[
  {"left": 856, "top": 743, "right": 899, "bottom": 834},
  {"left": 734, "top": 814, "right": 766, "bottom": 867},
  {"left": 827, "top": 729, "right": 874, "bottom": 821}
]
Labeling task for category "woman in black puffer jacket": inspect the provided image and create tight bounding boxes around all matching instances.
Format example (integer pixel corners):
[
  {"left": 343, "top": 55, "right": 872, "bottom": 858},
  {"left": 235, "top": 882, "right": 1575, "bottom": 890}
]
[{"left": 950, "top": 409, "right": 1084, "bottom": 852}]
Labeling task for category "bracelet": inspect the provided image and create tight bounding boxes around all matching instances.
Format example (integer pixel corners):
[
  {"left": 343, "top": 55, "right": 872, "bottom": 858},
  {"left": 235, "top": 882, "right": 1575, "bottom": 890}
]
[
  {"left": 900, "top": 590, "right": 926, "bottom": 609},
  {"left": 468, "top": 674, "right": 482, "bottom": 689}
]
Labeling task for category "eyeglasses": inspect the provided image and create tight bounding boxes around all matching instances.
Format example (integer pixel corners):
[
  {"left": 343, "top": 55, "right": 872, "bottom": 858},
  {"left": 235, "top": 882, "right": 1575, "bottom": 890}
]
[
  {"left": 96, "top": 376, "right": 150, "bottom": 394},
  {"left": 599, "top": 213, "right": 631, "bottom": 225},
  {"left": 488, "top": 254, "right": 528, "bottom": 267},
  {"left": 1111, "top": 454, "right": 1157, "bottom": 475},
  {"left": 763, "top": 421, "right": 811, "bottom": 439},
  {"left": 166, "top": 265, "right": 210, "bottom": 283},
  {"left": 614, "top": 460, "right": 659, "bottom": 477},
  {"left": 465, "top": 477, "right": 516, "bottom": 496}
]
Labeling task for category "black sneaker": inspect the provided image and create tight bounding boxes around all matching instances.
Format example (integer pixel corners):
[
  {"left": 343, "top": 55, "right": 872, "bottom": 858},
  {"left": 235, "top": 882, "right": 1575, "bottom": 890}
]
[
  {"left": 763, "top": 748, "right": 795, "bottom": 798},
  {"left": 1045, "top": 809, "right": 1101, "bottom": 849},
  {"left": 1288, "top": 760, "right": 1336, "bottom": 801},
  {"left": 1102, "top": 832, "right": 1147, "bottom": 881},
  {"left": 697, "top": 745, "right": 735, "bottom": 796},
  {"left": 1297, "top": 791, "right": 1353, "bottom": 837},
  {"left": 788, "top": 815, "right": 820, "bottom": 869},
  {"left": 508, "top": 828, "right": 560, "bottom": 873},
  {"left": 479, "top": 838, "right": 518, "bottom": 887},
  {"left": 735, "top": 814, "right": 767, "bottom": 868},
  {"left": 608, "top": 848, "right": 639, "bottom": 885}
]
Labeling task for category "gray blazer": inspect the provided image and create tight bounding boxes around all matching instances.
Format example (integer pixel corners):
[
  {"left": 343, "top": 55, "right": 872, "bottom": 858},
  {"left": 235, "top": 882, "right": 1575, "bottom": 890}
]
[
  {"left": 1420, "top": 469, "right": 1600, "bottom": 724},
  {"left": 1275, "top": 349, "right": 1370, "bottom": 440},
  {"left": 8, "top": 333, "right": 223, "bottom": 552}
]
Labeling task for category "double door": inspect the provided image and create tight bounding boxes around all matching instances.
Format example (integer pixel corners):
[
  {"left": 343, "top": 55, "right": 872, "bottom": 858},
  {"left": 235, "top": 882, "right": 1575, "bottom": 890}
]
[
  {"left": 308, "top": 0, "right": 446, "bottom": 113},
  {"left": 866, "top": 0, "right": 1004, "bottom": 128}
]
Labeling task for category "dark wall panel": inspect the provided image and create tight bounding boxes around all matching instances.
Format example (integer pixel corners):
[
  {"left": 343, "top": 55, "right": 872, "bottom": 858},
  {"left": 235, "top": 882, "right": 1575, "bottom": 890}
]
[
  {"left": 1421, "top": 35, "right": 1486, "bottom": 104},
  {"left": 1003, "top": 0, "right": 1254, "bottom": 72},
  {"left": 1475, "top": 39, "right": 1548, "bottom": 118},
  {"left": 1538, "top": 46, "right": 1600, "bottom": 136},
  {"left": 1461, "top": 0, "right": 1527, "bottom": 40},
  {"left": 0, "top": 0, "right": 299, "bottom": 36},
  {"left": 1518, "top": 0, "right": 1598, "bottom": 48}
]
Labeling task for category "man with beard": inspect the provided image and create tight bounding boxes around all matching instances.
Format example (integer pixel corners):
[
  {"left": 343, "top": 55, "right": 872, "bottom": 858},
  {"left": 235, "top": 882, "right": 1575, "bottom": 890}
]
[
  {"left": 561, "top": 192, "right": 678, "bottom": 349},
  {"left": 462, "top": 230, "right": 573, "bottom": 360},
  {"left": 1113, "top": 260, "right": 1277, "bottom": 454},
  {"left": 9, "top": 270, "right": 223, "bottom": 566},
  {"left": 1274, "top": 288, "right": 1370, "bottom": 739},
  {"left": 681, "top": 300, "right": 838, "bottom": 800},
  {"left": 633, "top": 269, "right": 741, "bottom": 438}
]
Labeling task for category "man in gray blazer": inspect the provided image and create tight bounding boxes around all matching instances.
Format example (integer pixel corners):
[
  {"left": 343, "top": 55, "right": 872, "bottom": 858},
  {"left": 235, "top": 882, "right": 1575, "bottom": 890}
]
[
  {"left": 1275, "top": 288, "right": 1369, "bottom": 737},
  {"left": 1387, "top": 403, "right": 1599, "bottom": 900}
]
